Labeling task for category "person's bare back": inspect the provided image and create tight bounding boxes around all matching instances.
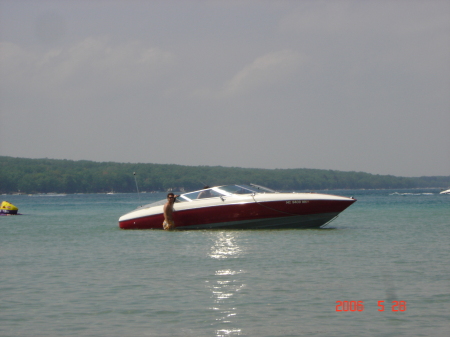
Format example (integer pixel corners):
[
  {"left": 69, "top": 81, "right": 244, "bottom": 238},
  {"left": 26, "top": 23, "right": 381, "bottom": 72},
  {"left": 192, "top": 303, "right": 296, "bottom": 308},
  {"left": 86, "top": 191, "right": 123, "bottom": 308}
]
[{"left": 163, "top": 193, "right": 178, "bottom": 230}]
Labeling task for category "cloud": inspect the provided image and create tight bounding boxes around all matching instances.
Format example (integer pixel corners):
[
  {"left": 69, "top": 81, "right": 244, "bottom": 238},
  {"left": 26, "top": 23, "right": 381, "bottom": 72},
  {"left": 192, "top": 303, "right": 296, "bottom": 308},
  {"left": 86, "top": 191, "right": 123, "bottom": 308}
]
[
  {"left": 0, "top": 37, "right": 176, "bottom": 101},
  {"left": 217, "top": 50, "right": 306, "bottom": 98}
]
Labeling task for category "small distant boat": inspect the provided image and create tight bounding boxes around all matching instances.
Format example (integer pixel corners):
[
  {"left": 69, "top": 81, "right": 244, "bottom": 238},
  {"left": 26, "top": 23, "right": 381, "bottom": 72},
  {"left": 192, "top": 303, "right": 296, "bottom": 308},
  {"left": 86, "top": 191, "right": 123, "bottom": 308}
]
[
  {"left": 0, "top": 201, "right": 19, "bottom": 215},
  {"left": 29, "top": 193, "right": 66, "bottom": 197},
  {"left": 440, "top": 189, "right": 450, "bottom": 195}
]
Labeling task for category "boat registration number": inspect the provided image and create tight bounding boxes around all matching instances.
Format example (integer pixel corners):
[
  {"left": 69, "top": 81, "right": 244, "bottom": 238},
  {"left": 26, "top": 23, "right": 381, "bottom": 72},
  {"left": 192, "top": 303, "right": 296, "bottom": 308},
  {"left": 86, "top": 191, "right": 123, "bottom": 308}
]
[{"left": 286, "top": 200, "right": 309, "bottom": 204}]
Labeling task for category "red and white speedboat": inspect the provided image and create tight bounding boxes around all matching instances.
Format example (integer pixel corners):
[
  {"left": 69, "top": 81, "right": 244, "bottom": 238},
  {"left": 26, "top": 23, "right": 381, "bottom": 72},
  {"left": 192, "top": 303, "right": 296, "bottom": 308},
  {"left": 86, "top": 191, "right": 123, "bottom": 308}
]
[{"left": 119, "top": 184, "right": 356, "bottom": 230}]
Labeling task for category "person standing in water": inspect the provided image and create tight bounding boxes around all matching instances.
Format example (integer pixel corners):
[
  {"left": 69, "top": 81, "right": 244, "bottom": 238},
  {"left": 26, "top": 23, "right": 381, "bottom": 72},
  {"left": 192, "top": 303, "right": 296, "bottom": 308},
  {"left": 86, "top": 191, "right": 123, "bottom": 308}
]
[{"left": 163, "top": 192, "right": 178, "bottom": 230}]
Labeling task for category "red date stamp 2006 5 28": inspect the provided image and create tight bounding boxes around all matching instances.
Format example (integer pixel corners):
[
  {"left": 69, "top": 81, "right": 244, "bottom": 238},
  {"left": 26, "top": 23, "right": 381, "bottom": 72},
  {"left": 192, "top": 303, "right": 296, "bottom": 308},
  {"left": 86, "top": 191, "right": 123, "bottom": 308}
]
[{"left": 335, "top": 301, "right": 407, "bottom": 312}]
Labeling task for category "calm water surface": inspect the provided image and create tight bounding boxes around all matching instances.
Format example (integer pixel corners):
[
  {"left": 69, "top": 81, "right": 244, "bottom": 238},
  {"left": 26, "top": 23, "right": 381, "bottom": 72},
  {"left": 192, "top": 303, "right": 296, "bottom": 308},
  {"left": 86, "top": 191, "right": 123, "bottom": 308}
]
[{"left": 1, "top": 190, "right": 449, "bottom": 336}]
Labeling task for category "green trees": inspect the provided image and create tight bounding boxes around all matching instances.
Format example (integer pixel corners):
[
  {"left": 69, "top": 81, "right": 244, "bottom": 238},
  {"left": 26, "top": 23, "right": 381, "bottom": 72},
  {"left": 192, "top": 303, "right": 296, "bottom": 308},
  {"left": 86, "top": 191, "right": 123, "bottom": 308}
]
[{"left": 1, "top": 156, "right": 449, "bottom": 194}]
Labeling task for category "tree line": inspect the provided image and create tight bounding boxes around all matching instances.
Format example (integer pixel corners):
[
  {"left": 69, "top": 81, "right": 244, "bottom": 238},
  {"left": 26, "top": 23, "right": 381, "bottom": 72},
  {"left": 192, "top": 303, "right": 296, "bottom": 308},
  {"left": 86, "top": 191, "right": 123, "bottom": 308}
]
[{"left": 1, "top": 156, "right": 449, "bottom": 194}]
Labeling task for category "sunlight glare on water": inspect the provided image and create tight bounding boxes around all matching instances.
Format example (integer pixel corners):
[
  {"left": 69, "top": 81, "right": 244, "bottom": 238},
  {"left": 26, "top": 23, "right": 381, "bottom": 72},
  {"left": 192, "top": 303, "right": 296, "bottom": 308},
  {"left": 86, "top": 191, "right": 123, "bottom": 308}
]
[{"left": 207, "top": 232, "right": 245, "bottom": 336}]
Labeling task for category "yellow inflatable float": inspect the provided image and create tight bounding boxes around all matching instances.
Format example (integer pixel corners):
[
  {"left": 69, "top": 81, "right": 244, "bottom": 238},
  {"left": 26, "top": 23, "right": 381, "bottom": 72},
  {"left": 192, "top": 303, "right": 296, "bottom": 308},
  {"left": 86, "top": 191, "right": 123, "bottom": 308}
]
[{"left": 0, "top": 201, "right": 19, "bottom": 215}]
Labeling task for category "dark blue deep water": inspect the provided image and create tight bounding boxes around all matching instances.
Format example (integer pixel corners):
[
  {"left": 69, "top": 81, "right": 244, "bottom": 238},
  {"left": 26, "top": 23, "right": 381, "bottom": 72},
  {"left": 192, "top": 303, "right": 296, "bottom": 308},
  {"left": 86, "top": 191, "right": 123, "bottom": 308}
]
[{"left": 1, "top": 189, "right": 449, "bottom": 336}]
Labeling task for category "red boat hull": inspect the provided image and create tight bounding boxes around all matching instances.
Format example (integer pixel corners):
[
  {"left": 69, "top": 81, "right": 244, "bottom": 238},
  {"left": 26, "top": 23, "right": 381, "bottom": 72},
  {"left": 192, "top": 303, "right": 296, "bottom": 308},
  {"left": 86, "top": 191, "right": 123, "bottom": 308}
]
[{"left": 119, "top": 199, "right": 355, "bottom": 230}]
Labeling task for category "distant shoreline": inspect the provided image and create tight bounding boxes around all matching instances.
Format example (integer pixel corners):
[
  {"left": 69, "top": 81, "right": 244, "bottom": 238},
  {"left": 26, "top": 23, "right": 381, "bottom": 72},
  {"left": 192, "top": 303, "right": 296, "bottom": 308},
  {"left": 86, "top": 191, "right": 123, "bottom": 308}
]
[
  {"left": 2, "top": 187, "right": 448, "bottom": 197},
  {"left": 1, "top": 156, "right": 449, "bottom": 194}
]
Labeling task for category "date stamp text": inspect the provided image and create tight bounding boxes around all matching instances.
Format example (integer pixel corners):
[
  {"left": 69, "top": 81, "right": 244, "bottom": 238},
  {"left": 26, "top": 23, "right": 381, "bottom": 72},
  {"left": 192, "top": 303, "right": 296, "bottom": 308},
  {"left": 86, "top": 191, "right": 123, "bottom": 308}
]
[{"left": 335, "top": 301, "right": 407, "bottom": 312}]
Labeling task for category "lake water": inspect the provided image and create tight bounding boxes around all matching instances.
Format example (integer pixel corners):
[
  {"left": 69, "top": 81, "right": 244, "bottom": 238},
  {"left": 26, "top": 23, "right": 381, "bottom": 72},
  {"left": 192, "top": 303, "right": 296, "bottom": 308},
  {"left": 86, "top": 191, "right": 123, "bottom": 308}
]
[{"left": 1, "top": 189, "right": 449, "bottom": 337}]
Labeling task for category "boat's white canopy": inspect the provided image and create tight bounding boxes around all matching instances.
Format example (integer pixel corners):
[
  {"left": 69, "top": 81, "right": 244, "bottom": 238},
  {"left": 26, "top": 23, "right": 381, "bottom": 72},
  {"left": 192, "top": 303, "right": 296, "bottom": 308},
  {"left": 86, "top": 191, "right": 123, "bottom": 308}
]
[{"left": 177, "top": 184, "right": 275, "bottom": 202}]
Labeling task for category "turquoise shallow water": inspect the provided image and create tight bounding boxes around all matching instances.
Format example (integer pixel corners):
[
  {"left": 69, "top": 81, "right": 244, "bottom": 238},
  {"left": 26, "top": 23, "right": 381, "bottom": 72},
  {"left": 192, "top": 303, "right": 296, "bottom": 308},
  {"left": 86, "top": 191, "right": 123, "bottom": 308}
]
[{"left": 1, "top": 190, "right": 449, "bottom": 337}]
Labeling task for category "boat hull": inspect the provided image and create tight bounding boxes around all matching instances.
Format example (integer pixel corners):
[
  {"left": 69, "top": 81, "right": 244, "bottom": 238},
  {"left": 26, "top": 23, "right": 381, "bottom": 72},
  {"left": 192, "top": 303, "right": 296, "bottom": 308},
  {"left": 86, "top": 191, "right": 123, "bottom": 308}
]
[{"left": 119, "top": 196, "right": 355, "bottom": 230}]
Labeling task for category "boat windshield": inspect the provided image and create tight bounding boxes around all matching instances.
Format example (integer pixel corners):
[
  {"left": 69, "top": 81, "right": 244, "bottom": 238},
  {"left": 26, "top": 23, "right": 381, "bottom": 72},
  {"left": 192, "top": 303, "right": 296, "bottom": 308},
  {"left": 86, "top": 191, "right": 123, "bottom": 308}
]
[
  {"left": 216, "top": 185, "right": 258, "bottom": 195},
  {"left": 181, "top": 188, "right": 224, "bottom": 201},
  {"left": 176, "top": 184, "right": 275, "bottom": 202},
  {"left": 220, "top": 184, "right": 277, "bottom": 194}
]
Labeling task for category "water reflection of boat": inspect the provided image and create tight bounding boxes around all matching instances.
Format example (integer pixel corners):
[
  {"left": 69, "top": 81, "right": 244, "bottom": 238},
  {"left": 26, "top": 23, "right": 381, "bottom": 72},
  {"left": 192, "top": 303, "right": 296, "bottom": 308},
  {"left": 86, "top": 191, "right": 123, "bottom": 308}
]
[{"left": 119, "top": 184, "right": 356, "bottom": 230}]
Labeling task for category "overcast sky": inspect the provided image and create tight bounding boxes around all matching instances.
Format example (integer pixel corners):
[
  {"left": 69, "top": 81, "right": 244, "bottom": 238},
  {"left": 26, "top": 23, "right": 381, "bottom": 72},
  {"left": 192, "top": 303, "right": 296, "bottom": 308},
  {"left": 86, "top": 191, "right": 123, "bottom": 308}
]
[{"left": 1, "top": 0, "right": 449, "bottom": 177}]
